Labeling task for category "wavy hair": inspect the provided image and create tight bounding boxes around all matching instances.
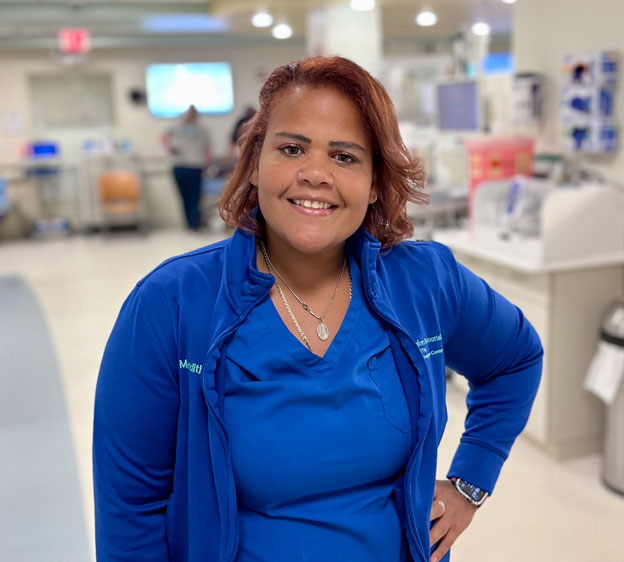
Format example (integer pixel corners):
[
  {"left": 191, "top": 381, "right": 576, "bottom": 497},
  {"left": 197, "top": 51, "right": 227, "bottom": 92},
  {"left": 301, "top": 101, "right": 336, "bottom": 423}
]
[{"left": 219, "top": 56, "right": 428, "bottom": 248}]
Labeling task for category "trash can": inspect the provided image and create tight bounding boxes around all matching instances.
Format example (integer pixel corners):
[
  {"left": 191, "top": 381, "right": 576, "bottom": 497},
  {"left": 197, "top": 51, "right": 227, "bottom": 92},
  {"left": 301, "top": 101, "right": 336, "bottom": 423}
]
[
  {"left": 600, "top": 301, "right": 624, "bottom": 495},
  {"left": 604, "top": 375, "right": 624, "bottom": 494}
]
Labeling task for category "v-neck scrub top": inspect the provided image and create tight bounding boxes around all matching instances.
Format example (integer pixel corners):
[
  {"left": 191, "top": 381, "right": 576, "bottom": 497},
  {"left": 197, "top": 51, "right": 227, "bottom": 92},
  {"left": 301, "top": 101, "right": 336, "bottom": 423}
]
[{"left": 223, "top": 255, "right": 413, "bottom": 562}]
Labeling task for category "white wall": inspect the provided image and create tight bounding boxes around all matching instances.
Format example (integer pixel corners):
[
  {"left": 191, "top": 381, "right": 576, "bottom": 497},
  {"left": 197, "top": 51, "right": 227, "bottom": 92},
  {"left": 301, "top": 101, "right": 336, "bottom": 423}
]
[
  {"left": 0, "top": 43, "right": 305, "bottom": 227},
  {"left": 514, "top": 0, "right": 624, "bottom": 183},
  {"left": 0, "top": 44, "right": 305, "bottom": 164}
]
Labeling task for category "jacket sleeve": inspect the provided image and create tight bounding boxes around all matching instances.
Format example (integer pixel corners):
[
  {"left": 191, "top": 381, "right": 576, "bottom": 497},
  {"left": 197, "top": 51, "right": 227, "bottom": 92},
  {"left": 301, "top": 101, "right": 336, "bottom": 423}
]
[
  {"left": 93, "top": 280, "right": 179, "bottom": 561},
  {"left": 436, "top": 244, "right": 543, "bottom": 494}
]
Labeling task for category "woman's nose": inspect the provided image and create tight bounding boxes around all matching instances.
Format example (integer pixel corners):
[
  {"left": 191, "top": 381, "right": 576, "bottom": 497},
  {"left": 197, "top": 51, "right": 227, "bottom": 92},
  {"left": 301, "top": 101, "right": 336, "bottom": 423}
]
[{"left": 297, "top": 161, "right": 334, "bottom": 186}]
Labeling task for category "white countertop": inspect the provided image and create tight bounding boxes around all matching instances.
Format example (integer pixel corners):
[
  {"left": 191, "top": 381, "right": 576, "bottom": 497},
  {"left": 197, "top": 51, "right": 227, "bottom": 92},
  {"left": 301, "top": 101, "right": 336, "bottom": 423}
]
[{"left": 433, "top": 227, "right": 624, "bottom": 274}]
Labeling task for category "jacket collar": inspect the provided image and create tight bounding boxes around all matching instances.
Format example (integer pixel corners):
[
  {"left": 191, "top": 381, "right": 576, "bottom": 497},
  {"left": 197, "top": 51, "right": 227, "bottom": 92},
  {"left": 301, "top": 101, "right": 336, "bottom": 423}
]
[
  {"left": 222, "top": 226, "right": 274, "bottom": 317},
  {"left": 348, "top": 227, "right": 382, "bottom": 300},
  {"left": 220, "top": 218, "right": 385, "bottom": 323}
]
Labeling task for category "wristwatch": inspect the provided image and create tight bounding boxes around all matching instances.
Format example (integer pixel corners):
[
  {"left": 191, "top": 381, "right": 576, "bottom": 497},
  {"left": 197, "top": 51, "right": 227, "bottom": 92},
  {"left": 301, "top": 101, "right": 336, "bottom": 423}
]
[{"left": 449, "top": 477, "right": 488, "bottom": 507}]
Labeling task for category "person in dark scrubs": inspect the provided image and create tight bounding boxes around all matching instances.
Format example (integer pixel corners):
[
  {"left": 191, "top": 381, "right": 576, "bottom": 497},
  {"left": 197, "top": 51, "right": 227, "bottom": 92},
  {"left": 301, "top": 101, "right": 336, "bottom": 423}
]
[
  {"left": 162, "top": 104, "right": 212, "bottom": 230},
  {"left": 94, "top": 56, "right": 542, "bottom": 562}
]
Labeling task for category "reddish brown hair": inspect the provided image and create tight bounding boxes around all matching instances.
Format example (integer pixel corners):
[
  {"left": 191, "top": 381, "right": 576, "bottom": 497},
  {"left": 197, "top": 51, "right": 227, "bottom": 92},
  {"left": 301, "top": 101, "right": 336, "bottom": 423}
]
[{"left": 219, "top": 56, "right": 428, "bottom": 248}]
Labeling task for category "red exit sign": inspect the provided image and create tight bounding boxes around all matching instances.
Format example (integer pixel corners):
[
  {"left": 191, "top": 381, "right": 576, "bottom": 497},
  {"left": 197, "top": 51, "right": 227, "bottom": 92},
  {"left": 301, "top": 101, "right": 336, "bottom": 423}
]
[{"left": 58, "top": 28, "right": 91, "bottom": 54}]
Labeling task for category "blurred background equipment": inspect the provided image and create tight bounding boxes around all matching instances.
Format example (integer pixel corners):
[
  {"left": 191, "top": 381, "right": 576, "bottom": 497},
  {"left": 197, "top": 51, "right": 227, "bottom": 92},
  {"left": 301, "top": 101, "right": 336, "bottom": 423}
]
[
  {"left": 81, "top": 147, "right": 147, "bottom": 233},
  {"left": 513, "top": 72, "right": 543, "bottom": 126},
  {"left": 465, "top": 135, "right": 534, "bottom": 217},
  {"left": 561, "top": 51, "right": 618, "bottom": 153},
  {"left": 97, "top": 169, "right": 146, "bottom": 233},
  {"left": 23, "top": 141, "right": 71, "bottom": 237},
  {"left": 0, "top": 174, "right": 32, "bottom": 241}
]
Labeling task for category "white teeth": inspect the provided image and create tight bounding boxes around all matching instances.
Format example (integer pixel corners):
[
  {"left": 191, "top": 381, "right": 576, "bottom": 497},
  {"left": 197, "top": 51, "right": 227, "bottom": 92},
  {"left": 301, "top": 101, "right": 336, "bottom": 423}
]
[{"left": 294, "top": 199, "right": 331, "bottom": 210}]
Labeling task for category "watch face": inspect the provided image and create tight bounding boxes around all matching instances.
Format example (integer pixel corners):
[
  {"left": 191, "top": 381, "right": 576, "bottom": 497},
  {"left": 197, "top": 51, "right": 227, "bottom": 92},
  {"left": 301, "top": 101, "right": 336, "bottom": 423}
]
[{"left": 455, "top": 479, "right": 488, "bottom": 504}]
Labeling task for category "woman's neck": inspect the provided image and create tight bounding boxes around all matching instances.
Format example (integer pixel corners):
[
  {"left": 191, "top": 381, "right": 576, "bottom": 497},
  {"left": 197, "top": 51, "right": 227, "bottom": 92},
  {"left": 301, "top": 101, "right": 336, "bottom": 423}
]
[{"left": 258, "top": 237, "right": 347, "bottom": 294}]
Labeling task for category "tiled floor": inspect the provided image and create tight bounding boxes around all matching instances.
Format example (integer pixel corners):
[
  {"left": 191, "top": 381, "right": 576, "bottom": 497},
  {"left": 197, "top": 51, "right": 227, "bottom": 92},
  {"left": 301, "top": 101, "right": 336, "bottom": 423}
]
[{"left": 1, "top": 229, "right": 623, "bottom": 561}]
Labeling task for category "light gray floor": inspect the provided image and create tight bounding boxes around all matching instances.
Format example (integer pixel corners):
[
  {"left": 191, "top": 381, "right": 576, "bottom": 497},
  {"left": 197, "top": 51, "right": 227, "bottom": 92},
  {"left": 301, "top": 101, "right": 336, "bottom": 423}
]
[{"left": 0, "top": 275, "right": 90, "bottom": 562}]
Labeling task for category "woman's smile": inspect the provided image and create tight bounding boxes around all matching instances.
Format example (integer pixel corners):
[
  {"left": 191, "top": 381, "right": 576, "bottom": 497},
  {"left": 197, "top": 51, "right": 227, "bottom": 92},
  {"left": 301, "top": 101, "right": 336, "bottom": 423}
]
[{"left": 291, "top": 199, "right": 333, "bottom": 210}]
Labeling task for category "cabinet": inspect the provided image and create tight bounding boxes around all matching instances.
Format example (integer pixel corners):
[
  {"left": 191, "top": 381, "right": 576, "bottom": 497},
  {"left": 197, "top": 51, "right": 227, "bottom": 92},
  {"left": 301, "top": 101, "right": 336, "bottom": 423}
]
[
  {"left": 434, "top": 184, "right": 624, "bottom": 459},
  {"left": 447, "top": 249, "right": 621, "bottom": 459}
]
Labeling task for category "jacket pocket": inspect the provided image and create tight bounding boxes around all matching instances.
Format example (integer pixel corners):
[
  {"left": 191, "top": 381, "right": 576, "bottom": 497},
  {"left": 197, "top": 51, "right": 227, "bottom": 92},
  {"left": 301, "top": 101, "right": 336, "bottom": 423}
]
[{"left": 368, "top": 346, "right": 411, "bottom": 433}]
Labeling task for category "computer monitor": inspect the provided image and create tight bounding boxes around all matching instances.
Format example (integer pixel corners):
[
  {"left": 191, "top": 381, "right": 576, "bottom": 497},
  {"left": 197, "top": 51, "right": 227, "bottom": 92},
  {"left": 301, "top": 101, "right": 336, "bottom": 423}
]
[
  {"left": 27, "top": 141, "right": 59, "bottom": 160},
  {"left": 436, "top": 80, "right": 481, "bottom": 132}
]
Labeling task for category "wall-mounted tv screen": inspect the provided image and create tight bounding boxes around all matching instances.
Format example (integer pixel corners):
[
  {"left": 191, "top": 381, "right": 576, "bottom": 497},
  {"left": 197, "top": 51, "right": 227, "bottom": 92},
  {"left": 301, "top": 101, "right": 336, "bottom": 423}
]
[
  {"left": 436, "top": 80, "right": 481, "bottom": 131},
  {"left": 146, "top": 62, "right": 234, "bottom": 118}
]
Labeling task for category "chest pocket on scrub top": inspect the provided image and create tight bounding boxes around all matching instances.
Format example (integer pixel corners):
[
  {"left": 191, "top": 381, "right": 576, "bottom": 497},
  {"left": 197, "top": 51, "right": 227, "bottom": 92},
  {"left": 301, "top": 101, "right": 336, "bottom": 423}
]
[{"left": 368, "top": 346, "right": 411, "bottom": 433}]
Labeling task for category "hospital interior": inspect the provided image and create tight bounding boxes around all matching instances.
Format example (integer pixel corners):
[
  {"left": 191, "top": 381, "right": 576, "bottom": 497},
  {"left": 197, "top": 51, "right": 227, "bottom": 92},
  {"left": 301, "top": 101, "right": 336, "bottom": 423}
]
[{"left": 1, "top": 0, "right": 624, "bottom": 560}]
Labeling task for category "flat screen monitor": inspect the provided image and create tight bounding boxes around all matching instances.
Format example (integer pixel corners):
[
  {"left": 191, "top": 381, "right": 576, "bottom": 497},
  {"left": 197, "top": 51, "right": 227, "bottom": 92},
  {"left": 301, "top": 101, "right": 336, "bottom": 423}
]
[
  {"left": 436, "top": 80, "right": 481, "bottom": 132},
  {"left": 146, "top": 62, "right": 234, "bottom": 118},
  {"left": 27, "top": 141, "right": 59, "bottom": 159}
]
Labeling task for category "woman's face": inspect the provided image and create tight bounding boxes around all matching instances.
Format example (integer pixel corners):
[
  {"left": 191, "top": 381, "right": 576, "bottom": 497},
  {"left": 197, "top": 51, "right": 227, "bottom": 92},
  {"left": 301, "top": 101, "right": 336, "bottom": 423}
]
[{"left": 251, "top": 85, "right": 375, "bottom": 258}]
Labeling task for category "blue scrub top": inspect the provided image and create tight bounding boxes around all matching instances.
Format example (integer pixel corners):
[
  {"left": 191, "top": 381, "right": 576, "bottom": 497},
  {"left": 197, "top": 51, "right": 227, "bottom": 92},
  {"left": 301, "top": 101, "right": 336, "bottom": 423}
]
[{"left": 223, "top": 254, "right": 413, "bottom": 562}]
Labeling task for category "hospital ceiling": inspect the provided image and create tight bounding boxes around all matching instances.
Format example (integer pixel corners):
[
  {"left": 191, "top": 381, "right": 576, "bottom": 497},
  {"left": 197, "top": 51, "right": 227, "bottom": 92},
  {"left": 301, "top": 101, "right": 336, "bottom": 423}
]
[{"left": 0, "top": 0, "right": 514, "bottom": 51}]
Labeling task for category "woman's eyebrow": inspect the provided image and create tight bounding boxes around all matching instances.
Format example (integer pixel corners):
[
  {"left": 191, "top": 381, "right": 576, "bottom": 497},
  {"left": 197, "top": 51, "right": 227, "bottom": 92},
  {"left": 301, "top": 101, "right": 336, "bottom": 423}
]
[
  {"left": 275, "top": 132, "right": 311, "bottom": 143},
  {"left": 329, "top": 140, "right": 366, "bottom": 152}
]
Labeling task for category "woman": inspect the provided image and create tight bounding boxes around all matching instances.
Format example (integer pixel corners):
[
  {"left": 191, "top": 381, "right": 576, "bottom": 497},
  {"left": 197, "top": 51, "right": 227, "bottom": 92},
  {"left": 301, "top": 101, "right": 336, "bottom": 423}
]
[
  {"left": 161, "top": 104, "right": 212, "bottom": 230},
  {"left": 94, "top": 57, "right": 542, "bottom": 562}
]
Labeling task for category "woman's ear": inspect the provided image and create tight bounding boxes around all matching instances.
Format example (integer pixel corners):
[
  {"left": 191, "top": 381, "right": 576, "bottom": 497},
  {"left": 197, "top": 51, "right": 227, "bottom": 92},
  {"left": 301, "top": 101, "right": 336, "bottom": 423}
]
[
  {"left": 369, "top": 187, "right": 378, "bottom": 204},
  {"left": 250, "top": 168, "right": 259, "bottom": 187}
]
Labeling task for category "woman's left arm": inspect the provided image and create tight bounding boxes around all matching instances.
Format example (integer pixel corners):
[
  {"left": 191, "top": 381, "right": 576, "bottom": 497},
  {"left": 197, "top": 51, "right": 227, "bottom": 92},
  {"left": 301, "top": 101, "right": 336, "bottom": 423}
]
[
  {"left": 429, "top": 245, "right": 544, "bottom": 560},
  {"left": 443, "top": 256, "right": 543, "bottom": 490}
]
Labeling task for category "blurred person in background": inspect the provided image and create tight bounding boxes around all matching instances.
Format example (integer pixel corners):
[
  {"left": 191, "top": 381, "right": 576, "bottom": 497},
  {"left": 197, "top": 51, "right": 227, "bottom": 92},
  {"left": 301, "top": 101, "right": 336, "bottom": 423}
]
[
  {"left": 94, "top": 56, "right": 542, "bottom": 562},
  {"left": 226, "top": 105, "right": 257, "bottom": 164},
  {"left": 220, "top": 105, "right": 258, "bottom": 178},
  {"left": 161, "top": 104, "right": 212, "bottom": 231}
]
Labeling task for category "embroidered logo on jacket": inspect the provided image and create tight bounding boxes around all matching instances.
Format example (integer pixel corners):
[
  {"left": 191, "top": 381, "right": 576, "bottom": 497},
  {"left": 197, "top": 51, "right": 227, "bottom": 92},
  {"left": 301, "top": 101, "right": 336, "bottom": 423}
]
[
  {"left": 416, "top": 333, "right": 443, "bottom": 359},
  {"left": 179, "top": 359, "right": 203, "bottom": 374}
]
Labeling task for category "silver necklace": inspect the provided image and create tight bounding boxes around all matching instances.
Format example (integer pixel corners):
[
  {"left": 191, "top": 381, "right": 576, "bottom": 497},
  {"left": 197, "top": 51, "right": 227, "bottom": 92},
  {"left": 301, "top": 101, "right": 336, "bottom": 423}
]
[
  {"left": 272, "top": 279, "right": 313, "bottom": 351},
  {"left": 259, "top": 240, "right": 349, "bottom": 342}
]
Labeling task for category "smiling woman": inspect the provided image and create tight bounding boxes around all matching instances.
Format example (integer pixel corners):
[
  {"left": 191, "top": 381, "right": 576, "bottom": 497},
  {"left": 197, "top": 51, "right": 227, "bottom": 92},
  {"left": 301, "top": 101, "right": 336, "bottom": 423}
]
[{"left": 93, "top": 56, "right": 543, "bottom": 562}]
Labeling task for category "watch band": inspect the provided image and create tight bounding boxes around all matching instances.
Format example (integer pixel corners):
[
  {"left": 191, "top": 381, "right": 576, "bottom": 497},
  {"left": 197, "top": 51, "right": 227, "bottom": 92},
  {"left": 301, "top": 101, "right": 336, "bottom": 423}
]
[{"left": 450, "top": 477, "right": 488, "bottom": 507}]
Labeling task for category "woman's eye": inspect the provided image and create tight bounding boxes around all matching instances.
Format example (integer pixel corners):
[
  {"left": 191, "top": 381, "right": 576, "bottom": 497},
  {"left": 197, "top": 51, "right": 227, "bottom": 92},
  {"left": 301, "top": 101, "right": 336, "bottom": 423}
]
[
  {"left": 279, "top": 145, "right": 302, "bottom": 156},
  {"left": 334, "top": 152, "right": 357, "bottom": 164}
]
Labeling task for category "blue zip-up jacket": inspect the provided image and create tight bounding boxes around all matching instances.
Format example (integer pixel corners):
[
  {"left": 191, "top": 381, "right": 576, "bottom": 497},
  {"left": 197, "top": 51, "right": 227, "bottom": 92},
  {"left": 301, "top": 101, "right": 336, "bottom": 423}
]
[{"left": 93, "top": 226, "right": 542, "bottom": 562}]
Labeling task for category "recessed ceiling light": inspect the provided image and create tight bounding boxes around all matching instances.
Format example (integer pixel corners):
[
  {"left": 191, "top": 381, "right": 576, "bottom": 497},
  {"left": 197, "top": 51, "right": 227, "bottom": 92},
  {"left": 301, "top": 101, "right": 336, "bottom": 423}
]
[
  {"left": 415, "top": 10, "right": 438, "bottom": 27},
  {"left": 351, "top": 0, "right": 375, "bottom": 10},
  {"left": 272, "top": 23, "right": 292, "bottom": 40},
  {"left": 471, "top": 22, "right": 491, "bottom": 36},
  {"left": 502, "top": 0, "right": 517, "bottom": 4},
  {"left": 251, "top": 11, "right": 273, "bottom": 28}
]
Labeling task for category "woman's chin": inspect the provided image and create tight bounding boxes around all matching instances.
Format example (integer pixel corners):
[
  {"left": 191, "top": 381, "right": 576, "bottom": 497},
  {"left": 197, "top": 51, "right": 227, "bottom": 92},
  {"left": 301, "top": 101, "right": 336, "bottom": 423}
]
[{"left": 267, "top": 233, "right": 344, "bottom": 258}]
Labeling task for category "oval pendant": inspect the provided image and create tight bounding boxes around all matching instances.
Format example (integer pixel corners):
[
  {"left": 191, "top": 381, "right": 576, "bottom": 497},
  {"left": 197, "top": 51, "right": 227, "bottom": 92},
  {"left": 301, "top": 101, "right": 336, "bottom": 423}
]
[{"left": 316, "top": 322, "right": 329, "bottom": 341}]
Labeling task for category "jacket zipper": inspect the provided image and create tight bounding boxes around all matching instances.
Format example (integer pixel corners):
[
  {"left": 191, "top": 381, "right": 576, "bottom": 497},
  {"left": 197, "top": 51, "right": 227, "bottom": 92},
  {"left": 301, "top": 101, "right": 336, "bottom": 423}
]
[
  {"left": 367, "top": 300, "right": 434, "bottom": 561},
  {"left": 200, "top": 297, "right": 270, "bottom": 562},
  {"left": 200, "top": 326, "right": 240, "bottom": 562}
]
